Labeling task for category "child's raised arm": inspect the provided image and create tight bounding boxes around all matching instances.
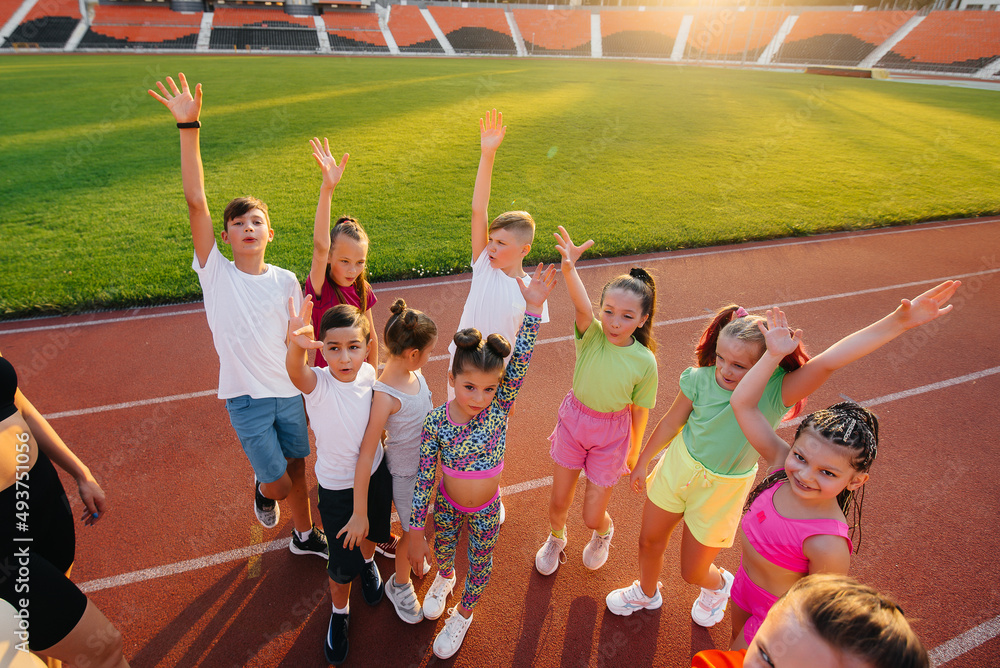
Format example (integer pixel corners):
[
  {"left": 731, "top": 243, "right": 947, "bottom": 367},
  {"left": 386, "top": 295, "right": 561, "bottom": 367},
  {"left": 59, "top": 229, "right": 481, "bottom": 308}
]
[
  {"left": 780, "top": 280, "right": 961, "bottom": 407},
  {"left": 307, "top": 137, "right": 349, "bottom": 298},
  {"left": 337, "top": 392, "right": 394, "bottom": 550},
  {"left": 148, "top": 72, "right": 213, "bottom": 268},
  {"left": 553, "top": 225, "right": 596, "bottom": 335},
  {"left": 470, "top": 109, "right": 506, "bottom": 263},
  {"left": 732, "top": 309, "right": 802, "bottom": 469},
  {"left": 285, "top": 296, "right": 323, "bottom": 394}
]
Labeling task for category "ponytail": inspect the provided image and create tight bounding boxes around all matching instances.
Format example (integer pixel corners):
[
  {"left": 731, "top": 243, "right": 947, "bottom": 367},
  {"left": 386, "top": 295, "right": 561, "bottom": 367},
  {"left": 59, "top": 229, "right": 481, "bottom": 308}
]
[{"left": 600, "top": 268, "right": 657, "bottom": 353}]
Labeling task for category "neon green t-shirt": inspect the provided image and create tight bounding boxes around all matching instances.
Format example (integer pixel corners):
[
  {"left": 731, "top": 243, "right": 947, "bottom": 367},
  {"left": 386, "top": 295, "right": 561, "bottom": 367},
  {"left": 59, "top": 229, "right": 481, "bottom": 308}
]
[
  {"left": 679, "top": 365, "right": 789, "bottom": 476},
  {"left": 571, "top": 319, "right": 658, "bottom": 414}
]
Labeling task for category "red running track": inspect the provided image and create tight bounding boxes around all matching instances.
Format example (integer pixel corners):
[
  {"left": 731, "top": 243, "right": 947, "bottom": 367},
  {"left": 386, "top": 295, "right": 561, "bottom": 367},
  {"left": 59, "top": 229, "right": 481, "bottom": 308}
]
[{"left": 1, "top": 217, "right": 998, "bottom": 667}]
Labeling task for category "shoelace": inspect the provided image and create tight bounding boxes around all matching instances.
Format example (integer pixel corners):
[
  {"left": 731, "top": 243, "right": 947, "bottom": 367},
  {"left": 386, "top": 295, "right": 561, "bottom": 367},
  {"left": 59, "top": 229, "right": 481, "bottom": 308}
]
[{"left": 544, "top": 537, "right": 567, "bottom": 563}]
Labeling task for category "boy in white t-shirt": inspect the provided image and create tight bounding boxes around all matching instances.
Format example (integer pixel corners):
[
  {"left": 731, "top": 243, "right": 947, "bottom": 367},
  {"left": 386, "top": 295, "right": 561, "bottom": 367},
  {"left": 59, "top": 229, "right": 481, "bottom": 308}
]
[
  {"left": 150, "top": 73, "right": 326, "bottom": 559},
  {"left": 447, "top": 110, "right": 550, "bottom": 523}
]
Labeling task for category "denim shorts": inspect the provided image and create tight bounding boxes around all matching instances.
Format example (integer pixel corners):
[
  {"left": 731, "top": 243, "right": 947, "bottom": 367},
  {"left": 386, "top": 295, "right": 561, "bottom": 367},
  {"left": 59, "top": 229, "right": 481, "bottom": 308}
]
[{"left": 225, "top": 395, "right": 309, "bottom": 484}]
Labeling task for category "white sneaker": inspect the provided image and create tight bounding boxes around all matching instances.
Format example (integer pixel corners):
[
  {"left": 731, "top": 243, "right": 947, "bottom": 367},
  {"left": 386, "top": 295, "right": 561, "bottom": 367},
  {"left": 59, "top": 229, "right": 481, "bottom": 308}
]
[
  {"left": 691, "top": 568, "right": 735, "bottom": 627},
  {"left": 581, "top": 520, "right": 614, "bottom": 570},
  {"left": 422, "top": 571, "right": 456, "bottom": 621},
  {"left": 498, "top": 499, "right": 506, "bottom": 525},
  {"left": 606, "top": 580, "right": 663, "bottom": 616},
  {"left": 534, "top": 531, "right": 568, "bottom": 576},
  {"left": 433, "top": 607, "right": 473, "bottom": 659}
]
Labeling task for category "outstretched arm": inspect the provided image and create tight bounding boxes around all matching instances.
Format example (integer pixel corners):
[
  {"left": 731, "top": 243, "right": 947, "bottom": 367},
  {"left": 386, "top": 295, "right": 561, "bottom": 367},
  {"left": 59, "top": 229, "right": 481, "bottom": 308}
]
[
  {"left": 285, "top": 296, "right": 323, "bottom": 395},
  {"left": 148, "top": 72, "right": 213, "bottom": 268},
  {"left": 471, "top": 109, "right": 506, "bottom": 262},
  {"left": 553, "top": 226, "right": 596, "bottom": 334},
  {"left": 731, "top": 309, "right": 800, "bottom": 469},
  {"left": 337, "top": 392, "right": 394, "bottom": 550},
  {"left": 630, "top": 391, "right": 694, "bottom": 493},
  {"left": 308, "top": 137, "right": 349, "bottom": 298},
  {"left": 781, "top": 280, "right": 961, "bottom": 406}
]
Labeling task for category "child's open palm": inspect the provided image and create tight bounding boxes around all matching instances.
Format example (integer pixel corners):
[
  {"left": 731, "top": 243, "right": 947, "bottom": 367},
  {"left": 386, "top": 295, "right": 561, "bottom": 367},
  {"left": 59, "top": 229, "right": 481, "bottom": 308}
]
[
  {"left": 287, "top": 296, "right": 322, "bottom": 350},
  {"left": 310, "top": 137, "right": 349, "bottom": 190},
  {"left": 894, "top": 280, "right": 961, "bottom": 330},
  {"left": 518, "top": 263, "right": 557, "bottom": 310},
  {"left": 480, "top": 108, "right": 506, "bottom": 152},
  {"left": 148, "top": 72, "right": 202, "bottom": 124},
  {"left": 759, "top": 308, "right": 803, "bottom": 358},
  {"left": 554, "top": 225, "right": 594, "bottom": 271}
]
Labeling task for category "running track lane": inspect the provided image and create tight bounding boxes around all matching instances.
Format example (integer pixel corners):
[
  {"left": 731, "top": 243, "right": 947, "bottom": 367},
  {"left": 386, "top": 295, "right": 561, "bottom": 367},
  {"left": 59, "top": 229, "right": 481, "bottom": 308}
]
[{"left": 1, "top": 217, "right": 998, "bottom": 667}]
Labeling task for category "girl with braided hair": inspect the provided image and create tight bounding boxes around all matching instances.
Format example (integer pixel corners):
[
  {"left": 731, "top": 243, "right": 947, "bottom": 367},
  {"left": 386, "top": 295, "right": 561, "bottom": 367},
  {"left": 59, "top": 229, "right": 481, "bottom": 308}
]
[
  {"left": 607, "top": 280, "right": 959, "bottom": 627},
  {"left": 727, "top": 307, "right": 880, "bottom": 649}
]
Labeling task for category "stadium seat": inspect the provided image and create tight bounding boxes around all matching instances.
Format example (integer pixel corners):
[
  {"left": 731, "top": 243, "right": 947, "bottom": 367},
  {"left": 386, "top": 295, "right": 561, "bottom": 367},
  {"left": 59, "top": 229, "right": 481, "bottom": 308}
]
[
  {"left": 386, "top": 4, "right": 442, "bottom": 53},
  {"left": 776, "top": 10, "right": 916, "bottom": 66},
  {"left": 3, "top": 0, "right": 80, "bottom": 49},
  {"left": 322, "top": 9, "right": 388, "bottom": 53},
  {"left": 686, "top": 8, "right": 788, "bottom": 61},
  {"left": 513, "top": 8, "right": 590, "bottom": 56},
  {"left": 79, "top": 4, "right": 201, "bottom": 50},
  {"left": 428, "top": 6, "right": 515, "bottom": 55},
  {"left": 601, "top": 10, "right": 684, "bottom": 58},
  {"left": 209, "top": 6, "right": 318, "bottom": 51},
  {"left": 877, "top": 10, "right": 1000, "bottom": 74}
]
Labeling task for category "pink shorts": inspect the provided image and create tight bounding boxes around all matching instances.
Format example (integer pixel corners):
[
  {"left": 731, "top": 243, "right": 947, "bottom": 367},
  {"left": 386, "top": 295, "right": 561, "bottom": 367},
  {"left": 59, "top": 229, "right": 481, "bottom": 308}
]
[
  {"left": 730, "top": 562, "right": 779, "bottom": 646},
  {"left": 548, "top": 391, "right": 632, "bottom": 488}
]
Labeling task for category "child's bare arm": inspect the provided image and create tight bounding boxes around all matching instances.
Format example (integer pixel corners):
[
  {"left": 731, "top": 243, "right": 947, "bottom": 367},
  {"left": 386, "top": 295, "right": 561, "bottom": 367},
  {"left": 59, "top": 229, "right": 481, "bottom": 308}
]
[
  {"left": 285, "top": 297, "right": 322, "bottom": 394},
  {"left": 731, "top": 309, "right": 799, "bottom": 468},
  {"left": 630, "top": 391, "right": 693, "bottom": 493},
  {"left": 308, "top": 137, "right": 350, "bottom": 297},
  {"left": 364, "top": 310, "right": 379, "bottom": 370},
  {"left": 338, "top": 392, "right": 393, "bottom": 550},
  {"left": 781, "top": 280, "right": 961, "bottom": 406},
  {"left": 627, "top": 405, "right": 649, "bottom": 472},
  {"left": 471, "top": 109, "right": 506, "bottom": 262},
  {"left": 148, "top": 73, "right": 213, "bottom": 268},
  {"left": 553, "top": 225, "right": 596, "bottom": 334}
]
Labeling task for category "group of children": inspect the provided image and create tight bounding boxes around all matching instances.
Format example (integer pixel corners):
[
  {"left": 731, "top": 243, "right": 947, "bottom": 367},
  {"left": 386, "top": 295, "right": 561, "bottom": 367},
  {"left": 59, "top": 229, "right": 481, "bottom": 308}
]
[{"left": 149, "top": 72, "right": 950, "bottom": 667}]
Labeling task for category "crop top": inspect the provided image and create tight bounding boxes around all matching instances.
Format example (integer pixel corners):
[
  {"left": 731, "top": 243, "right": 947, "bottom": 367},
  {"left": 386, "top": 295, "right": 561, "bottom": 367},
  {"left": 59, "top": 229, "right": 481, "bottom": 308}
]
[
  {"left": 0, "top": 356, "right": 17, "bottom": 422},
  {"left": 741, "top": 479, "right": 852, "bottom": 573},
  {"left": 410, "top": 313, "right": 540, "bottom": 527}
]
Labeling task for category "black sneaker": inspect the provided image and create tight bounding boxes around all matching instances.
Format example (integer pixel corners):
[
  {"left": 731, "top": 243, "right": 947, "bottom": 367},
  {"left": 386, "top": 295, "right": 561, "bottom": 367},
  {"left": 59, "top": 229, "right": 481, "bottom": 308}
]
[
  {"left": 289, "top": 525, "right": 328, "bottom": 559},
  {"left": 360, "top": 559, "right": 383, "bottom": 605},
  {"left": 254, "top": 480, "right": 279, "bottom": 529},
  {"left": 324, "top": 611, "right": 349, "bottom": 665}
]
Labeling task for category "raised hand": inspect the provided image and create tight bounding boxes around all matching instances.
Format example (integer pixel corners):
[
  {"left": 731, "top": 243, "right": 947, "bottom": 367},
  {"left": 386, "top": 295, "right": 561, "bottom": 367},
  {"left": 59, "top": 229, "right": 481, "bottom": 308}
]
[
  {"left": 757, "top": 308, "right": 803, "bottom": 358},
  {"left": 480, "top": 108, "right": 506, "bottom": 153},
  {"left": 287, "top": 296, "right": 323, "bottom": 350},
  {"left": 310, "top": 137, "right": 349, "bottom": 191},
  {"left": 148, "top": 72, "right": 202, "bottom": 124},
  {"left": 553, "top": 225, "right": 594, "bottom": 271},
  {"left": 518, "top": 262, "right": 557, "bottom": 312},
  {"left": 893, "top": 280, "right": 961, "bottom": 330}
]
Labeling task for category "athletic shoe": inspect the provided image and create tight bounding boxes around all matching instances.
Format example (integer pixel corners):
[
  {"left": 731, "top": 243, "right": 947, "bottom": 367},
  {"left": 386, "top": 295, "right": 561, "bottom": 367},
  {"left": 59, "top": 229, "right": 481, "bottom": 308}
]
[
  {"left": 422, "top": 571, "right": 456, "bottom": 621},
  {"left": 581, "top": 520, "right": 614, "bottom": 570},
  {"left": 606, "top": 580, "right": 663, "bottom": 616},
  {"left": 360, "top": 559, "right": 383, "bottom": 606},
  {"left": 498, "top": 499, "right": 506, "bottom": 525},
  {"left": 432, "top": 607, "right": 473, "bottom": 660},
  {"left": 386, "top": 574, "right": 424, "bottom": 624},
  {"left": 534, "top": 531, "right": 568, "bottom": 576},
  {"left": 324, "top": 611, "right": 349, "bottom": 665},
  {"left": 691, "top": 568, "right": 735, "bottom": 627},
  {"left": 375, "top": 533, "right": 400, "bottom": 558},
  {"left": 289, "top": 525, "right": 328, "bottom": 559},
  {"left": 254, "top": 480, "right": 278, "bottom": 529}
]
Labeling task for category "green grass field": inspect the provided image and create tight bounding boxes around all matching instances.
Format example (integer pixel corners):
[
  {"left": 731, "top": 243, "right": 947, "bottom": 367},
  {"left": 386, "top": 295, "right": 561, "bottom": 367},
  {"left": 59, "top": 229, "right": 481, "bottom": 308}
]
[{"left": 1, "top": 55, "right": 999, "bottom": 317}]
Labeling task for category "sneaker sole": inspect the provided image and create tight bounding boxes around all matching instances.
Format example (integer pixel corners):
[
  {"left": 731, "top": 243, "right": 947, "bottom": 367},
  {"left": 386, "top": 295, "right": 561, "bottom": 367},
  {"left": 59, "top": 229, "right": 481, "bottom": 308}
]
[
  {"left": 386, "top": 593, "right": 424, "bottom": 624},
  {"left": 288, "top": 544, "right": 328, "bottom": 558},
  {"left": 582, "top": 554, "right": 608, "bottom": 571},
  {"left": 607, "top": 596, "right": 663, "bottom": 617}
]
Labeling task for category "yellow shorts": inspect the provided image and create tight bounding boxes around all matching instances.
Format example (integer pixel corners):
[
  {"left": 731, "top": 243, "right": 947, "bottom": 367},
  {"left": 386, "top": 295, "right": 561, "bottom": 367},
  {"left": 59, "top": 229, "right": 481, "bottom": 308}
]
[{"left": 646, "top": 433, "right": 757, "bottom": 548}]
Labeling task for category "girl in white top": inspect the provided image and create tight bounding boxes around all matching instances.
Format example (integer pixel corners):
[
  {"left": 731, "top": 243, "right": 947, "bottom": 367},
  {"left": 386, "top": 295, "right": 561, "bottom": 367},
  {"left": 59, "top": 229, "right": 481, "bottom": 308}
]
[{"left": 342, "top": 298, "right": 438, "bottom": 625}]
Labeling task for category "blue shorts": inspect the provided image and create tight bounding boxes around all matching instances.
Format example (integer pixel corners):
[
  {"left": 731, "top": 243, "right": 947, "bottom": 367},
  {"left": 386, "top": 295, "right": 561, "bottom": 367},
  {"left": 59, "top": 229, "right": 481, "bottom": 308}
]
[{"left": 225, "top": 395, "right": 309, "bottom": 484}]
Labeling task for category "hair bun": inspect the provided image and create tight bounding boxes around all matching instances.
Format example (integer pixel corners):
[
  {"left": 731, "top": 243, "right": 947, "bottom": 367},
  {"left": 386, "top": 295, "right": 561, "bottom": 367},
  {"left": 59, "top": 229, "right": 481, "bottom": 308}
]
[
  {"left": 454, "top": 328, "right": 483, "bottom": 350},
  {"left": 389, "top": 298, "right": 407, "bottom": 316},
  {"left": 629, "top": 267, "right": 652, "bottom": 283},
  {"left": 485, "top": 333, "right": 511, "bottom": 359}
]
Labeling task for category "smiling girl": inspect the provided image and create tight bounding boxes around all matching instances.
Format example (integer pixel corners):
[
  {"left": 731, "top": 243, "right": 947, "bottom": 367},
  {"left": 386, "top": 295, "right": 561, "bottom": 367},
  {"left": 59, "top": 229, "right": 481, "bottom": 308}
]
[{"left": 535, "top": 226, "right": 658, "bottom": 576}]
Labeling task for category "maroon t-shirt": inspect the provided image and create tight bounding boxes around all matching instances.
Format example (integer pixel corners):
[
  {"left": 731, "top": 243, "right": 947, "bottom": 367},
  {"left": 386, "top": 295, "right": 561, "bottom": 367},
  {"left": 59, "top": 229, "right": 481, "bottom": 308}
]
[{"left": 304, "top": 275, "right": 377, "bottom": 368}]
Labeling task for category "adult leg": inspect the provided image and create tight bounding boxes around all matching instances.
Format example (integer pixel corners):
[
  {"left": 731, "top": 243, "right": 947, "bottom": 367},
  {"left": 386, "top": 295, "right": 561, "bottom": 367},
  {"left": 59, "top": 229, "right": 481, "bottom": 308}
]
[
  {"left": 679, "top": 525, "right": 724, "bottom": 590},
  {"left": 581, "top": 479, "right": 614, "bottom": 533},
  {"left": 548, "top": 464, "right": 581, "bottom": 532},
  {"left": 37, "top": 600, "right": 128, "bottom": 668},
  {"left": 637, "top": 500, "right": 684, "bottom": 598},
  {"left": 283, "top": 457, "right": 313, "bottom": 533}
]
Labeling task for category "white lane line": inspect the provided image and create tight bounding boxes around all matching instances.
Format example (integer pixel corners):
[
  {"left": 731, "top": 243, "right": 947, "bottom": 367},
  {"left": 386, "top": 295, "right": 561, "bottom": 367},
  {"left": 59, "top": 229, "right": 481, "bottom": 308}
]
[
  {"left": 41, "top": 270, "right": 1000, "bottom": 421},
  {"left": 929, "top": 614, "right": 1000, "bottom": 666},
  {"left": 4, "top": 217, "right": 996, "bottom": 333}
]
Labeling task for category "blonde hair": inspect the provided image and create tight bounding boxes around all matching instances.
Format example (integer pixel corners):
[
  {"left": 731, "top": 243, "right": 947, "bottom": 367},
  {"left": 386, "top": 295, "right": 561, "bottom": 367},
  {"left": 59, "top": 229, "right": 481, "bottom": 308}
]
[{"left": 489, "top": 211, "right": 535, "bottom": 244}]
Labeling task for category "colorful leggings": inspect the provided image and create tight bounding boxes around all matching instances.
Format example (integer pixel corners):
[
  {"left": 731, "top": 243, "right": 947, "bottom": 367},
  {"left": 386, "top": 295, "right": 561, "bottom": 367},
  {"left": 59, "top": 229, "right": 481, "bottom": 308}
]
[{"left": 433, "top": 482, "right": 501, "bottom": 611}]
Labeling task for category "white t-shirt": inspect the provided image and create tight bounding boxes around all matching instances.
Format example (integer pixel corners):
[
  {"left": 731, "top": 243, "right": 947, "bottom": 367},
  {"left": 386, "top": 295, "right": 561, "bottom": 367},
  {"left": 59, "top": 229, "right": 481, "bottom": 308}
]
[
  {"left": 303, "top": 363, "right": 383, "bottom": 491},
  {"left": 448, "top": 251, "right": 551, "bottom": 376},
  {"left": 193, "top": 244, "right": 303, "bottom": 400}
]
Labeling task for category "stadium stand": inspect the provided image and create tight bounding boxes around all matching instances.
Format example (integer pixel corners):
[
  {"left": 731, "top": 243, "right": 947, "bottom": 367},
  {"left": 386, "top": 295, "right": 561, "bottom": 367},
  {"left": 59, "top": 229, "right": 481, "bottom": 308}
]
[
  {"left": 1, "top": 0, "right": 24, "bottom": 28},
  {"left": 209, "top": 6, "right": 319, "bottom": 51},
  {"left": 386, "top": 4, "right": 441, "bottom": 53},
  {"left": 776, "top": 10, "right": 915, "bottom": 67},
  {"left": 322, "top": 9, "right": 387, "bottom": 53},
  {"left": 877, "top": 10, "right": 1000, "bottom": 74},
  {"left": 601, "top": 9, "right": 684, "bottom": 59},
  {"left": 78, "top": 4, "right": 201, "bottom": 50},
  {"left": 513, "top": 8, "right": 590, "bottom": 56},
  {"left": 428, "top": 6, "right": 515, "bottom": 55},
  {"left": 686, "top": 8, "right": 788, "bottom": 62},
  {"left": 3, "top": 0, "right": 80, "bottom": 49}
]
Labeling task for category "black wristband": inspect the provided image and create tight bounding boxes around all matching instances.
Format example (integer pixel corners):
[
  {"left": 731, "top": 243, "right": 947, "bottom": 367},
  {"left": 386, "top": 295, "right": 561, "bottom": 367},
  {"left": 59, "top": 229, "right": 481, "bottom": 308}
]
[{"left": 177, "top": 121, "right": 201, "bottom": 129}]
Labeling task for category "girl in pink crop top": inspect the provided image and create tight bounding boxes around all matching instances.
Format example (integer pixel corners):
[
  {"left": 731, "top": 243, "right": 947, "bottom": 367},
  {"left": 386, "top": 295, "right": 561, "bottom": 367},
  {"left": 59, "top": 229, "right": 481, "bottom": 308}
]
[{"left": 728, "top": 308, "right": 881, "bottom": 649}]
